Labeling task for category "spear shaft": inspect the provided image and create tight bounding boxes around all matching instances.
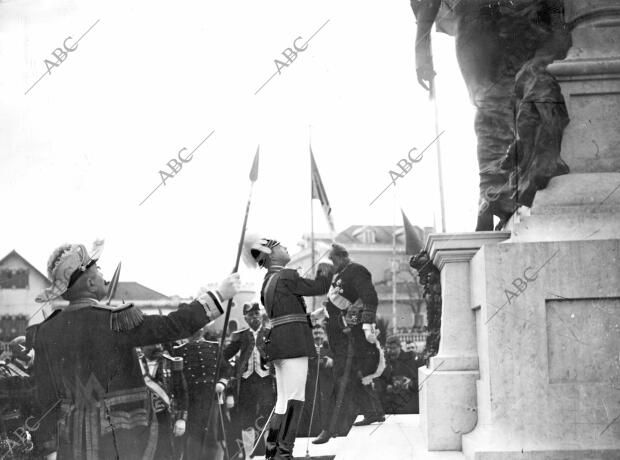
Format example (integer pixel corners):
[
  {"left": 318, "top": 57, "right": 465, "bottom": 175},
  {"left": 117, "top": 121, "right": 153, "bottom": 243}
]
[{"left": 209, "top": 147, "right": 259, "bottom": 460}]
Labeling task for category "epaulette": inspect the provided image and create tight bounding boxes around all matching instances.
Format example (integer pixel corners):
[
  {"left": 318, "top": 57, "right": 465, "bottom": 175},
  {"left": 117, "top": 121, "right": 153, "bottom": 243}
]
[
  {"left": 163, "top": 353, "right": 184, "bottom": 371},
  {"left": 92, "top": 302, "right": 144, "bottom": 332},
  {"left": 173, "top": 342, "right": 187, "bottom": 350}
]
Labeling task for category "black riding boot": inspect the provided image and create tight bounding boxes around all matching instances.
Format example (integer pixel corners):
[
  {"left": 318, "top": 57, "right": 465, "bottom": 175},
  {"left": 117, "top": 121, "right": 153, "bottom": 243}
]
[
  {"left": 274, "top": 400, "right": 304, "bottom": 459},
  {"left": 264, "top": 413, "right": 282, "bottom": 459}
]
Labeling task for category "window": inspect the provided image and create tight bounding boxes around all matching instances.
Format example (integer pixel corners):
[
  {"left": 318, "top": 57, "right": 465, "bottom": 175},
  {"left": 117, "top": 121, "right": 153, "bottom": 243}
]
[
  {"left": 0, "top": 269, "right": 29, "bottom": 289},
  {"left": 0, "top": 315, "right": 28, "bottom": 341},
  {"left": 354, "top": 227, "right": 376, "bottom": 244}
]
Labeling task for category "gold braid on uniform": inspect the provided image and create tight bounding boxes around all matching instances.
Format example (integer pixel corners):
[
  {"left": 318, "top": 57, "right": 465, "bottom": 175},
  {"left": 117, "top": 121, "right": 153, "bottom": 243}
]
[{"left": 94, "top": 303, "right": 144, "bottom": 332}]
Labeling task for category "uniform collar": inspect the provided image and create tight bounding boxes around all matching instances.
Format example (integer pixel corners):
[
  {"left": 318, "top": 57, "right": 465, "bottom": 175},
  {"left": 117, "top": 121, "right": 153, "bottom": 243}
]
[
  {"left": 336, "top": 261, "right": 352, "bottom": 275},
  {"left": 65, "top": 297, "right": 101, "bottom": 311},
  {"left": 267, "top": 265, "right": 285, "bottom": 274}
]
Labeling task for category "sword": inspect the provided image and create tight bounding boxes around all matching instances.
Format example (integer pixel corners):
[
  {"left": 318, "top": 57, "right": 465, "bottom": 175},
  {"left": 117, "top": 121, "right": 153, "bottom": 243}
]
[
  {"left": 249, "top": 405, "right": 275, "bottom": 457},
  {"left": 102, "top": 262, "right": 122, "bottom": 305}
]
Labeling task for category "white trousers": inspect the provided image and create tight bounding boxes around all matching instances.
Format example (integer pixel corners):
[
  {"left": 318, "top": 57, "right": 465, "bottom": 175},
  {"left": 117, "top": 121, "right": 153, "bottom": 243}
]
[{"left": 273, "top": 357, "right": 308, "bottom": 414}]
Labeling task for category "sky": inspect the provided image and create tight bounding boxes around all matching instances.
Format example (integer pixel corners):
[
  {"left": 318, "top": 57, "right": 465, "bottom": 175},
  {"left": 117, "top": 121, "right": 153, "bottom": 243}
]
[{"left": 0, "top": 0, "right": 478, "bottom": 297}]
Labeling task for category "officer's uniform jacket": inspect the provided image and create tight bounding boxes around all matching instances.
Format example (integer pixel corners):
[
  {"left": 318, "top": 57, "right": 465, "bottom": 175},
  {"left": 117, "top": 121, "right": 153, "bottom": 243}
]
[
  {"left": 172, "top": 339, "right": 228, "bottom": 460},
  {"left": 30, "top": 293, "right": 224, "bottom": 460},
  {"left": 139, "top": 353, "right": 188, "bottom": 422},
  {"left": 223, "top": 327, "right": 270, "bottom": 380},
  {"left": 172, "top": 340, "right": 221, "bottom": 396},
  {"left": 324, "top": 261, "right": 381, "bottom": 378},
  {"left": 260, "top": 267, "right": 332, "bottom": 361},
  {"left": 326, "top": 262, "right": 378, "bottom": 326}
]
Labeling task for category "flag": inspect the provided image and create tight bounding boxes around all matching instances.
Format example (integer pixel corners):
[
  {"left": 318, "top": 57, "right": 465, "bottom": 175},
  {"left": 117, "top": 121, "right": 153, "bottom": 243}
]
[
  {"left": 249, "top": 145, "right": 259, "bottom": 182},
  {"left": 310, "top": 148, "right": 336, "bottom": 234},
  {"left": 401, "top": 209, "right": 425, "bottom": 255}
]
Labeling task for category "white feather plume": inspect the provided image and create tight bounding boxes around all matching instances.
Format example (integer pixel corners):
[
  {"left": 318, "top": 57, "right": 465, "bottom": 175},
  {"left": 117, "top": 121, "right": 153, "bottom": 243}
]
[{"left": 242, "top": 233, "right": 273, "bottom": 268}]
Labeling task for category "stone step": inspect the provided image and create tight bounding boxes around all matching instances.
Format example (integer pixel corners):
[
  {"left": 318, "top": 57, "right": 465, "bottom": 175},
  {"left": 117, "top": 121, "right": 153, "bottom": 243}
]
[{"left": 294, "top": 414, "right": 466, "bottom": 460}]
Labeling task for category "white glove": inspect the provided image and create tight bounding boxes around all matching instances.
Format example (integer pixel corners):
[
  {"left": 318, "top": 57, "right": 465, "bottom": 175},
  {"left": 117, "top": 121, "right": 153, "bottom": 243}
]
[
  {"left": 173, "top": 419, "right": 186, "bottom": 437},
  {"left": 310, "top": 307, "right": 327, "bottom": 326},
  {"left": 363, "top": 323, "right": 377, "bottom": 344},
  {"left": 44, "top": 453, "right": 57, "bottom": 460},
  {"left": 217, "top": 273, "right": 241, "bottom": 301},
  {"left": 215, "top": 382, "right": 226, "bottom": 394},
  {"left": 324, "top": 356, "right": 334, "bottom": 368}
]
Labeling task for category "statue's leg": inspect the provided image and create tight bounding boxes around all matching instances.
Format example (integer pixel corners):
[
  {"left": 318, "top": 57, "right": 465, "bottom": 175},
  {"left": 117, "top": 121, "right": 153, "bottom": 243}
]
[
  {"left": 508, "top": 65, "right": 570, "bottom": 208},
  {"left": 454, "top": 11, "right": 519, "bottom": 229},
  {"left": 475, "top": 97, "right": 517, "bottom": 229}
]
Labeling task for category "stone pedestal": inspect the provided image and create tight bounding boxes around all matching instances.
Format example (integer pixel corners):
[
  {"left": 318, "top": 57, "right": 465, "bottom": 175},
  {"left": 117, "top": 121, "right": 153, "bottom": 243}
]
[
  {"left": 418, "top": 232, "right": 509, "bottom": 451},
  {"left": 463, "top": 6, "right": 620, "bottom": 453},
  {"left": 418, "top": 2, "right": 620, "bottom": 458},
  {"left": 461, "top": 239, "right": 620, "bottom": 459}
]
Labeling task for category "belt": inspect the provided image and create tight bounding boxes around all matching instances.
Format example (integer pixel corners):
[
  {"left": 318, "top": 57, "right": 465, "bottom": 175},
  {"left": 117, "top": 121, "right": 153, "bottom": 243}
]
[{"left": 270, "top": 313, "right": 309, "bottom": 328}]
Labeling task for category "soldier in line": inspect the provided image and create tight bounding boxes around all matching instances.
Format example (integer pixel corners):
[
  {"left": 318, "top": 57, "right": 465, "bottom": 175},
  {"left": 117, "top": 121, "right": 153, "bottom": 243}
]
[
  {"left": 313, "top": 243, "right": 385, "bottom": 445},
  {"left": 173, "top": 326, "right": 229, "bottom": 460},
  {"left": 137, "top": 343, "right": 188, "bottom": 460},
  {"left": 29, "top": 240, "right": 239, "bottom": 460},
  {"left": 243, "top": 235, "right": 333, "bottom": 459},
  {"left": 223, "top": 302, "right": 274, "bottom": 458}
]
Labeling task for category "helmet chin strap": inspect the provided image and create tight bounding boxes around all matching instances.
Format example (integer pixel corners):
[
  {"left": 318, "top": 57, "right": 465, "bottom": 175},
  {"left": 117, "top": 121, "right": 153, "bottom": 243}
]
[{"left": 268, "top": 251, "right": 289, "bottom": 268}]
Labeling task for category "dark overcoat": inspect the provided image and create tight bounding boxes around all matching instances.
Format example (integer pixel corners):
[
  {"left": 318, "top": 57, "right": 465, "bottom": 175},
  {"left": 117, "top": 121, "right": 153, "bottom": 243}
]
[{"left": 31, "top": 296, "right": 221, "bottom": 460}]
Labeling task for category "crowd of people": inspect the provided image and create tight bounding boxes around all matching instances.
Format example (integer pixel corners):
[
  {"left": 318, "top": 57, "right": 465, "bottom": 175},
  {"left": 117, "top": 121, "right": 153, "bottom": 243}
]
[{"left": 0, "top": 239, "right": 426, "bottom": 460}]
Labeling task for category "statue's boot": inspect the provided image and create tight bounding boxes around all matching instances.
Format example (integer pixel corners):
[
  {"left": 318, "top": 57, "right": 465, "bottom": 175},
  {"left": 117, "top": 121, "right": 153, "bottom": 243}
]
[
  {"left": 312, "top": 429, "right": 332, "bottom": 445},
  {"left": 274, "top": 400, "right": 304, "bottom": 459},
  {"left": 263, "top": 413, "right": 282, "bottom": 459}
]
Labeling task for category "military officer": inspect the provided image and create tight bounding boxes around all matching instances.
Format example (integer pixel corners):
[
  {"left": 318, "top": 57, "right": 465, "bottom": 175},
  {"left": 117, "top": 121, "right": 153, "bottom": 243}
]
[
  {"left": 223, "top": 302, "right": 274, "bottom": 458},
  {"left": 243, "top": 235, "right": 333, "bottom": 459},
  {"left": 30, "top": 240, "right": 239, "bottom": 460},
  {"left": 173, "top": 326, "right": 228, "bottom": 460},
  {"left": 137, "top": 343, "right": 188, "bottom": 460},
  {"left": 313, "top": 243, "right": 385, "bottom": 445}
]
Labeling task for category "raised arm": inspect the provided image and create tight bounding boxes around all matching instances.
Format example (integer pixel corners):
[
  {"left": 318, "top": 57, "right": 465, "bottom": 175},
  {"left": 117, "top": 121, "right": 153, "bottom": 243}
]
[
  {"left": 285, "top": 263, "right": 334, "bottom": 297},
  {"left": 126, "top": 274, "right": 240, "bottom": 347}
]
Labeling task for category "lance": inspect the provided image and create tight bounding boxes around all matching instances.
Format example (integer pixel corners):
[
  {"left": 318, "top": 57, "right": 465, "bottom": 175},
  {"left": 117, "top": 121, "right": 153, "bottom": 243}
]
[
  {"left": 210, "top": 145, "right": 260, "bottom": 459},
  {"left": 430, "top": 79, "right": 447, "bottom": 233}
]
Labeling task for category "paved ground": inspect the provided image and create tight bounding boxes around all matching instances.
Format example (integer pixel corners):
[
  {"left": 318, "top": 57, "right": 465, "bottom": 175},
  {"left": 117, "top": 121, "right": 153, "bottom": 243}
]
[{"left": 294, "top": 414, "right": 466, "bottom": 460}]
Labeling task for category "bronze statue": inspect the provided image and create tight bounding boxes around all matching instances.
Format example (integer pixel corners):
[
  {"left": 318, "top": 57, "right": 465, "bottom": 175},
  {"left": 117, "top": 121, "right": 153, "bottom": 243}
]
[{"left": 411, "top": 0, "right": 571, "bottom": 230}]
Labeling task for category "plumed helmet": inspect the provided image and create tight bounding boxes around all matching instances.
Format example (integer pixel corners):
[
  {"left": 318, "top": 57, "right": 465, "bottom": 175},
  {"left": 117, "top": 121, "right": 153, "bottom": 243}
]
[
  {"left": 36, "top": 239, "right": 105, "bottom": 303},
  {"left": 242, "top": 233, "right": 280, "bottom": 268}
]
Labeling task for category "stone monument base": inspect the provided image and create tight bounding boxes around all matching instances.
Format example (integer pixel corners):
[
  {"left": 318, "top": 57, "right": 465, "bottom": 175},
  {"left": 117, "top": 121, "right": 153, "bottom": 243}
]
[{"left": 460, "top": 237, "right": 620, "bottom": 460}]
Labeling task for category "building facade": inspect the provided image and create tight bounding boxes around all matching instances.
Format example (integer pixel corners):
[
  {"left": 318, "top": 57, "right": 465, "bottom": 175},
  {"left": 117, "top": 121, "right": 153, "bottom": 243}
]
[{"left": 0, "top": 250, "right": 51, "bottom": 340}]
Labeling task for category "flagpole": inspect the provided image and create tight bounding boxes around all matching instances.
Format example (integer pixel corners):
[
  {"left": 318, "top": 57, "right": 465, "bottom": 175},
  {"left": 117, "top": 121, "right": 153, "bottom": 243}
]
[
  {"left": 310, "top": 145, "right": 316, "bottom": 310},
  {"left": 430, "top": 79, "right": 447, "bottom": 233},
  {"left": 392, "top": 188, "right": 397, "bottom": 335}
]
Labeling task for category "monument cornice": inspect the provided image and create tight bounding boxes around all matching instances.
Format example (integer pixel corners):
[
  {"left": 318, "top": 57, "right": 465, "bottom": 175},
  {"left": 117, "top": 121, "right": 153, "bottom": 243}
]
[{"left": 425, "top": 232, "right": 510, "bottom": 270}]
